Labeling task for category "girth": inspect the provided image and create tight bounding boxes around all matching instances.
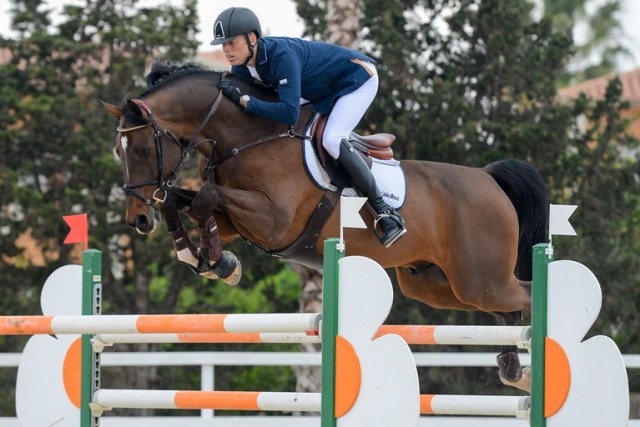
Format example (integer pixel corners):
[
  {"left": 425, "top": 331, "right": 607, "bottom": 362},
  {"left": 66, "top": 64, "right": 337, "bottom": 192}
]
[{"left": 262, "top": 188, "right": 343, "bottom": 270}]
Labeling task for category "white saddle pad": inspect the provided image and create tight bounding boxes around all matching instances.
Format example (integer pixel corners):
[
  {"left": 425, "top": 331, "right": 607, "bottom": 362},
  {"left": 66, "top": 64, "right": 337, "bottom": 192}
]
[{"left": 302, "top": 116, "right": 406, "bottom": 209}]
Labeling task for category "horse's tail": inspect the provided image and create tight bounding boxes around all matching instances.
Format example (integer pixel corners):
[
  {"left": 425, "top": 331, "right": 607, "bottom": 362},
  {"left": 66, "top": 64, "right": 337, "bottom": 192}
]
[{"left": 484, "top": 159, "right": 548, "bottom": 281}]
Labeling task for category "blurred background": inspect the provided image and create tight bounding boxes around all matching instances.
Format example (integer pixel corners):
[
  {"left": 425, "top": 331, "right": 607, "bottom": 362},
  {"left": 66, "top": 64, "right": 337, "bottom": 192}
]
[{"left": 0, "top": 0, "right": 638, "bottom": 423}]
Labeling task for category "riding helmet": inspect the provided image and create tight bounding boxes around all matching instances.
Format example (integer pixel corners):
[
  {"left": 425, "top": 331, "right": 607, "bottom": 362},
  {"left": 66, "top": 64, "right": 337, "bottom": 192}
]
[{"left": 210, "top": 7, "right": 262, "bottom": 45}]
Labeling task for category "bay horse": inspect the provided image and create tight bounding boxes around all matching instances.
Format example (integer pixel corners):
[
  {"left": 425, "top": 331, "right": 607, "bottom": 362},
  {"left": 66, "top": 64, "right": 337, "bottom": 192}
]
[{"left": 101, "top": 63, "right": 548, "bottom": 392}]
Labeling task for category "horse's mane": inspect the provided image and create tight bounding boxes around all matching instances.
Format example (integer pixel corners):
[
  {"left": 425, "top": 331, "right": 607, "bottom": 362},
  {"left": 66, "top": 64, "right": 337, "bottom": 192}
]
[
  {"left": 139, "top": 62, "right": 218, "bottom": 97},
  {"left": 140, "top": 61, "right": 279, "bottom": 101},
  {"left": 146, "top": 62, "right": 208, "bottom": 86}
]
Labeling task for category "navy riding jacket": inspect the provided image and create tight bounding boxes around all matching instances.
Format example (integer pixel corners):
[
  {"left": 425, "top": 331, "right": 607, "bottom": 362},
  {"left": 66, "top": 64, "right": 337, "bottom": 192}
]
[{"left": 231, "top": 37, "right": 376, "bottom": 125}]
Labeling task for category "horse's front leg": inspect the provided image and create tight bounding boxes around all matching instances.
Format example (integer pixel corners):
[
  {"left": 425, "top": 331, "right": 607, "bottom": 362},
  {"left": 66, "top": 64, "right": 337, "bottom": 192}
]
[
  {"left": 191, "top": 185, "right": 242, "bottom": 286},
  {"left": 159, "top": 188, "right": 240, "bottom": 285},
  {"left": 159, "top": 188, "right": 199, "bottom": 268},
  {"left": 159, "top": 190, "right": 211, "bottom": 278}
]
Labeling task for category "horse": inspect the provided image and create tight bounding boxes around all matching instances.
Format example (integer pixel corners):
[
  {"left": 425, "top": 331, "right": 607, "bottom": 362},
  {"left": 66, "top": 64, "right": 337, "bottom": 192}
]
[{"left": 101, "top": 63, "right": 548, "bottom": 392}]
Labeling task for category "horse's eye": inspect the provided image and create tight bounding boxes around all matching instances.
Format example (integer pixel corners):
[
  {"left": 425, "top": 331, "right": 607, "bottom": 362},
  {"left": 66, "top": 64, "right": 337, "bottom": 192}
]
[{"left": 141, "top": 148, "right": 151, "bottom": 158}]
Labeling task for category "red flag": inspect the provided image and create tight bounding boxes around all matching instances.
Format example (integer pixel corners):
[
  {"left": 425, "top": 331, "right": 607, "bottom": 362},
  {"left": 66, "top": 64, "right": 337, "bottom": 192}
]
[{"left": 63, "top": 214, "right": 88, "bottom": 250}]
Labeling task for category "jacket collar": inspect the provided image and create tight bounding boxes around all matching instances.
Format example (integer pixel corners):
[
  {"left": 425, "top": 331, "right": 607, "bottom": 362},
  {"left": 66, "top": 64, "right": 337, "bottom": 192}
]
[{"left": 256, "top": 38, "right": 268, "bottom": 66}]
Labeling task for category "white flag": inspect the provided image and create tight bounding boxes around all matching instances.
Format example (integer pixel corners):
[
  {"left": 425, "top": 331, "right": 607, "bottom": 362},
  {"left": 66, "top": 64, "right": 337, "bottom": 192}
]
[
  {"left": 549, "top": 204, "right": 578, "bottom": 236},
  {"left": 340, "top": 196, "right": 367, "bottom": 229}
]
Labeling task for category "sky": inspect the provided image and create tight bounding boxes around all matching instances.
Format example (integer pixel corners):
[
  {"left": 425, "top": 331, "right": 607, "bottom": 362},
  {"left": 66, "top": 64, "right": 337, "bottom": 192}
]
[
  {"left": 0, "top": 0, "right": 638, "bottom": 71},
  {"left": 0, "top": 0, "right": 305, "bottom": 48}
]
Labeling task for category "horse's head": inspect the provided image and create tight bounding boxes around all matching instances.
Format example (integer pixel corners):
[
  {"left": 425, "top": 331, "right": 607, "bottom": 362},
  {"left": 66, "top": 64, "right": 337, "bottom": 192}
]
[{"left": 101, "top": 98, "right": 186, "bottom": 234}]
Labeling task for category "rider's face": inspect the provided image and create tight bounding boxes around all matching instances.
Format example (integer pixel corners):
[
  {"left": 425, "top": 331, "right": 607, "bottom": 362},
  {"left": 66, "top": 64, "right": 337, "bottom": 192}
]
[{"left": 222, "top": 35, "right": 255, "bottom": 66}]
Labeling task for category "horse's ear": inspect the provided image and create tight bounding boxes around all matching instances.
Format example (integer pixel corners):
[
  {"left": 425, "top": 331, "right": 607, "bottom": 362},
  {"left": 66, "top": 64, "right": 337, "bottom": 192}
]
[
  {"left": 99, "top": 100, "right": 122, "bottom": 120},
  {"left": 125, "top": 99, "right": 145, "bottom": 117}
]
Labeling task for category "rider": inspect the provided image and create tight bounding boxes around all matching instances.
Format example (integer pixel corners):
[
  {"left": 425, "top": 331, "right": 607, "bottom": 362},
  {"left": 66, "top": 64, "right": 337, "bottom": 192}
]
[{"left": 210, "top": 7, "right": 407, "bottom": 247}]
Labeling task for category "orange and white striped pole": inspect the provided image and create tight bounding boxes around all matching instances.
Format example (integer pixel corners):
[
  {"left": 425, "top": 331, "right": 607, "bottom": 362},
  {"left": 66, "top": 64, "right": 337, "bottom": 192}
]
[
  {"left": 420, "top": 394, "right": 530, "bottom": 417},
  {"left": 376, "top": 325, "right": 530, "bottom": 346},
  {"left": 89, "top": 324, "right": 529, "bottom": 348},
  {"left": 91, "top": 389, "right": 322, "bottom": 415},
  {"left": 94, "top": 331, "right": 321, "bottom": 347},
  {"left": 91, "top": 389, "right": 529, "bottom": 418},
  {"left": 0, "top": 313, "right": 321, "bottom": 336}
]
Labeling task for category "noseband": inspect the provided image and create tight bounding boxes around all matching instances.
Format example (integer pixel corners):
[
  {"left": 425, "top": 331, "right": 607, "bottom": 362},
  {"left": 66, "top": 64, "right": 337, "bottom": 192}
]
[{"left": 117, "top": 93, "right": 223, "bottom": 208}]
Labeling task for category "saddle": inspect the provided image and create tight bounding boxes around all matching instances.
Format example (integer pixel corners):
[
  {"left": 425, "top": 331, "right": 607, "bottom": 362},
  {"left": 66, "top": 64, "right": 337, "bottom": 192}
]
[
  {"left": 309, "top": 114, "right": 396, "bottom": 189},
  {"left": 310, "top": 114, "right": 395, "bottom": 166}
]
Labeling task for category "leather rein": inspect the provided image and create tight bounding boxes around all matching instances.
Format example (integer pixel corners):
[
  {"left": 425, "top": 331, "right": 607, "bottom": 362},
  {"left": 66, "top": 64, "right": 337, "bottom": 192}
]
[{"left": 116, "top": 87, "right": 308, "bottom": 208}]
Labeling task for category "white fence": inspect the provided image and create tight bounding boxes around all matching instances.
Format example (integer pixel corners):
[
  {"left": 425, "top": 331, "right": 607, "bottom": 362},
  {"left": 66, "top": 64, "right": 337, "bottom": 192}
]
[{"left": 0, "top": 351, "right": 638, "bottom": 427}]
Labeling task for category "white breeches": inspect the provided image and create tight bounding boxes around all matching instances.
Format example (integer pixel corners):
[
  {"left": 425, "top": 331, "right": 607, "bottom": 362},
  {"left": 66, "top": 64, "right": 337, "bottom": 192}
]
[{"left": 323, "top": 62, "right": 378, "bottom": 159}]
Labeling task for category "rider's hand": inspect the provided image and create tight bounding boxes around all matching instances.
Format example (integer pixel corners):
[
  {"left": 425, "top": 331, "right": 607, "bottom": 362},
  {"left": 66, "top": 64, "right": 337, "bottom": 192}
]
[{"left": 219, "top": 80, "right": 248, "bottom": 109}]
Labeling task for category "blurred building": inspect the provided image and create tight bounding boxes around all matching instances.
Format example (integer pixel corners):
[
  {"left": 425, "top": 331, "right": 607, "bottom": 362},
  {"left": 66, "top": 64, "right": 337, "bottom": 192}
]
[
  {"left": 193, "top": 49, "right": 230, "bottom": 71},
  {"left": 558, "top": 67, "right": 640, "bottom": 137}
]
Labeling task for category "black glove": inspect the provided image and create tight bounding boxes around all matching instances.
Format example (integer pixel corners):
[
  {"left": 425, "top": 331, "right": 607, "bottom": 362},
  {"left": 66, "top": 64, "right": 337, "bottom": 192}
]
[{"left": 219, "top": 80, "right": 246, "bottom": 109}]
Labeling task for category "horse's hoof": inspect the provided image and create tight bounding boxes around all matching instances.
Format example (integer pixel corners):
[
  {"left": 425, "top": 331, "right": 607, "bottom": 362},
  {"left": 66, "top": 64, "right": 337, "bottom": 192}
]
[
  {"left": 211, "top": 251, "right": 242, "bottom": 286},
  {"left": 220, "top": 263, "right": 242, "bottom": 286},
  {"left": 499, "top": 367, "right": 531, "bottom": 392},
  {"left": 497, "top": 351, "right": 523, "bottom": 382}
]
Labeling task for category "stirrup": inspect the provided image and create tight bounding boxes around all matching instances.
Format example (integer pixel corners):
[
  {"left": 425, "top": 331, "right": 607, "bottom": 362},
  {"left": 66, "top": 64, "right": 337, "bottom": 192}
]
[{"left": 373, "top": 214, "right": 407, "bottom": 248}]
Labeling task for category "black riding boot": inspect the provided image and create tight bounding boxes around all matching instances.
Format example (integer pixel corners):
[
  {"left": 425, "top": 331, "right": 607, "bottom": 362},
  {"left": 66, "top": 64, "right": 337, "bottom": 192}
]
[{"left": 338, "top": 139, "right": 407, "bottom": 247}]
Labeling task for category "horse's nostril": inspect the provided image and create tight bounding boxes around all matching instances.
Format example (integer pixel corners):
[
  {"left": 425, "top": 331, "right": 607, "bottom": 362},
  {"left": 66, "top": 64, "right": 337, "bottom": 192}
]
[{"left": 135, "top": 215, "right": 149, "bottom": 232}]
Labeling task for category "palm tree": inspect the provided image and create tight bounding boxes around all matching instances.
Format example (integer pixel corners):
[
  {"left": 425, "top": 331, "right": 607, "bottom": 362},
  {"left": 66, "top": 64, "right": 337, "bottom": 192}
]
[
  {"left": 542, "top": 0, "right": 631, "bottom": 79},
  {"left": 325, "top": 0, "right": 362, "bottom": 49}
]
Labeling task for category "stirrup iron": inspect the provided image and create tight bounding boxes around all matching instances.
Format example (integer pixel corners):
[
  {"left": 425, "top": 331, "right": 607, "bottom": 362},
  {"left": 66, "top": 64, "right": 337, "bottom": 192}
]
[{"left": 373, "top": 213, "right": 407, "bottom": 248}]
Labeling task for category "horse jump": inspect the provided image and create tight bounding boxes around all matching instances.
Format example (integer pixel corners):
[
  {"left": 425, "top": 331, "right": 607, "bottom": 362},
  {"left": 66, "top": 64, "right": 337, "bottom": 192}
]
[{"left": 3, "top": 239, "right": 629, "bottom": 427}]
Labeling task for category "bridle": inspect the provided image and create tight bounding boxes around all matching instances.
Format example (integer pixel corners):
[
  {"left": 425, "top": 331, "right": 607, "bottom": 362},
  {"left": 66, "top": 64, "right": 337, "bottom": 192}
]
[{"left": 116, "top": 92, "right": 223, "bottom": 207}]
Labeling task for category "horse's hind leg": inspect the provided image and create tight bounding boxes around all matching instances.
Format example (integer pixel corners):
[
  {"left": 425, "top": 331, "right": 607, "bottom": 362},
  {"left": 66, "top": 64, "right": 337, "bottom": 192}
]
[
  {"left": 395, "top": 263, "right": 479, "bottom": 311},
  {"left": 460, "top": 274, "right": 531, "bottom": 391},
  {"left": 496, "top": 312, "right": 531, "bottom": 392}
]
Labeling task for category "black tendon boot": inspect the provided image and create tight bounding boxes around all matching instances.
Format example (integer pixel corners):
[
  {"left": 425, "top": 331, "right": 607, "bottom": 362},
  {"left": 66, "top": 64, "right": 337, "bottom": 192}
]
[{"left": 338, "top": 139, "right": 407, "bottom": 247}]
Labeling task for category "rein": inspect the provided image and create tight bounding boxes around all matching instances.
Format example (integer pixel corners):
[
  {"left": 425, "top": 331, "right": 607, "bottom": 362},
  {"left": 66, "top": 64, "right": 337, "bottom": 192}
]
[
  {"left": 202, "top": 77, "right": 310, "bottom": 173},
  {"left": 205, "top": 127, "right": 308, "bottom": 172}
]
